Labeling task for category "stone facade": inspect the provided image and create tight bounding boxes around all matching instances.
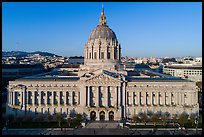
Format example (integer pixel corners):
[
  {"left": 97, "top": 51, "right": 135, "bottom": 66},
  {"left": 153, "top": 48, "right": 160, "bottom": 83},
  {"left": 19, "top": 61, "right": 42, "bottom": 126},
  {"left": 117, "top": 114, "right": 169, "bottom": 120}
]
[{"left": 6, "top": 7, "right": 199, "bottom": 121}]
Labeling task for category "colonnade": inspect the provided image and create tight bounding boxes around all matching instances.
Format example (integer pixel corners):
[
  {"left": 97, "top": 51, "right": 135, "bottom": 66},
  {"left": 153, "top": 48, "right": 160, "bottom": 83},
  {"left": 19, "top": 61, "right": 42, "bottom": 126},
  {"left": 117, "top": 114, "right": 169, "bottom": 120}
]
[
  {"left": 8, "top": 90, "right": 80, "bottom": 107},
  {"left": 86, "top": 86, "right": 120, "bottom": 107}
]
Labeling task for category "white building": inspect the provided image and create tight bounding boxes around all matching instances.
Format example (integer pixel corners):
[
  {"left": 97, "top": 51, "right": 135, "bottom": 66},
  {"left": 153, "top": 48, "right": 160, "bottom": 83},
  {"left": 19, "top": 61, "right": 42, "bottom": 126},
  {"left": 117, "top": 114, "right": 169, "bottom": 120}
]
[
  {"left": 163, "top": 64, "right": 202, "bottom": 82},
  {"left": 6, "top": 7, "right": 199, "bottom": 121}
]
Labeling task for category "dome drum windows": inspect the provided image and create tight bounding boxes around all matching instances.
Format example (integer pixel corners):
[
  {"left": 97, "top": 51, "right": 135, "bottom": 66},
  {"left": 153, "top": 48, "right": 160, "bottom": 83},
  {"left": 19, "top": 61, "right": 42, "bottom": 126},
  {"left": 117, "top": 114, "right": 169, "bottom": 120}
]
[
  {"left": 101, "top": 52, "right": 104, "bottom": 59},
  {"left": 94, "top": 52, "right": 97, "bottom": 59}
]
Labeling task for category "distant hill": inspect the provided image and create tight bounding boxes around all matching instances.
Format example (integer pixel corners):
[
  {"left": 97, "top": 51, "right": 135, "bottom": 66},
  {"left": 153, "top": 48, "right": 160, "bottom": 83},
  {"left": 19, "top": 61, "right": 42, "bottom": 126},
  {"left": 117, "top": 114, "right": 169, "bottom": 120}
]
[{"left": 2, "top": 51, "right": 60, "bottom": 57}]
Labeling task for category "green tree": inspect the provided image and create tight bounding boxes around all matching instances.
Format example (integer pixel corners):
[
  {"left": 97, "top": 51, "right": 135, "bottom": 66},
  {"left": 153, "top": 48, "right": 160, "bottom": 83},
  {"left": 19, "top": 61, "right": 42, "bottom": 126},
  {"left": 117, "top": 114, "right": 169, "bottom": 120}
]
[
  {"left": 55, "top": 113, "right": 63, "bottom": 127},
  {"left": 179, "top": 113, "right": 188, "bottom": 127},
  {"left": 76, "top": 114, "right": 82, "bottom": 123},
  {"left": 151, "top": 113, "right": 159, "bottom": 126},
  {"left": 161, "top": 114, "right": 167, "bottom": 126},
  {"left": 67, "top": 117, "right": 71, "bottom": 127},
  {"left": 72, "top": 118, "right": 78, "bottom": 128},
  {"left": 196, "top": 81, "right": 202, "bottom": 90},
  {"left": 189, "top": 113, "right": 195, "bottom": 126}
]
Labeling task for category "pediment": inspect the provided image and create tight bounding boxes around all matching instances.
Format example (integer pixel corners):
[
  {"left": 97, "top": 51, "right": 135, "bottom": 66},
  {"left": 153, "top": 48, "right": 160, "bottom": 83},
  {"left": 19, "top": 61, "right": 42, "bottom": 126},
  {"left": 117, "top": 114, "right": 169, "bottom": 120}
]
[{"left": 85, "top": 73, "right": 121, "bottom": 84}]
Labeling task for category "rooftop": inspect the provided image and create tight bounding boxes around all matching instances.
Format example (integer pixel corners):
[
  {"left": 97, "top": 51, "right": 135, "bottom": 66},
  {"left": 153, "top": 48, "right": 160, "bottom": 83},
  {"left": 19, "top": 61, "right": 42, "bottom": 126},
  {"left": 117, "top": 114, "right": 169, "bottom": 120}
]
[{"left": 14, "top": 69, "right": 189, "bottom": 82}]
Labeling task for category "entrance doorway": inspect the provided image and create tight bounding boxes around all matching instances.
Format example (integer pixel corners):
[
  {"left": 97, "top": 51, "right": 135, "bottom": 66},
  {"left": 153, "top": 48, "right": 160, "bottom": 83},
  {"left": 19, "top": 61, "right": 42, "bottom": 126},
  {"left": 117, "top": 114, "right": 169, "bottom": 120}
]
[
  {"left": 109, "top": 111, "right": 114, "bottom": 121},
  {"left": 99, "top": 111, "right": 105, "bottom": 121},
  {"left": 90, "top": 111, "right": 96, "bottom": 121}
]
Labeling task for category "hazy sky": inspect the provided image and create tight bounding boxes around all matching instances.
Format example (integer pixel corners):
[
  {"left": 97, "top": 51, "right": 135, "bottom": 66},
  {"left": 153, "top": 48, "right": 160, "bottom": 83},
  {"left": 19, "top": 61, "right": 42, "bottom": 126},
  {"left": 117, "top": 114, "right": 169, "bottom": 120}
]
[{"left": 2, "top": 2, "right": 202, "bottom": 57}]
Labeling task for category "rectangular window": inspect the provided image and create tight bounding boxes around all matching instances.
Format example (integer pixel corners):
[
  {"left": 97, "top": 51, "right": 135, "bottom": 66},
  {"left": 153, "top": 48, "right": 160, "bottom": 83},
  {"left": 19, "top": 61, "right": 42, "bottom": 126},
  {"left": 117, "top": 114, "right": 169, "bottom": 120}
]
[
  {"left": 114, "top": 49, "right": 117, "bottom": 59},
  {"left": 89, "top": 52, "right": 91, "bottom": 59},
  {"left": 94, "top": 52, "right": 97, "bottom": 59},
  {"left": 101, "top": 52, "right": 104, "bottom": 59},
  {"left": 66, "top": 91, "right": 69, "bottom": 105},
  {"left": 107, "top": 52, "right": 110, "bottom": 59}
]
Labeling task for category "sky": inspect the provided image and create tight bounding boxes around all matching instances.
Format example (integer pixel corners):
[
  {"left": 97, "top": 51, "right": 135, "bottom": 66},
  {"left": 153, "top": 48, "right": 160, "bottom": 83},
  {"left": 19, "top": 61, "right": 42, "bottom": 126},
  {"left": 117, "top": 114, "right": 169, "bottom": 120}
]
[{"left": 2, "top": 2, "right": 202, "bottom": 58}]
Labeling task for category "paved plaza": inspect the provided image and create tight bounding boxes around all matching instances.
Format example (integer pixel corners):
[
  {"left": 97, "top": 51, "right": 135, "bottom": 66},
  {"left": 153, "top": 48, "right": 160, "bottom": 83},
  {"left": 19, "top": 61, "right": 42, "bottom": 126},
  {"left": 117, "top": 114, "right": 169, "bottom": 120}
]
[{"left": 2, "top": 127, "right": 202, "bottom": 135}]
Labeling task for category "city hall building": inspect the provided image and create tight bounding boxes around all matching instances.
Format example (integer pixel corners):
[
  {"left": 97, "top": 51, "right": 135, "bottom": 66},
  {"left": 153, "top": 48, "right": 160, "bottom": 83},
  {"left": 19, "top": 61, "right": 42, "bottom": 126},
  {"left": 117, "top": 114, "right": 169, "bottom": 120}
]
[{"left": 6, "top": 8, "right": 199, "bottom": 121}]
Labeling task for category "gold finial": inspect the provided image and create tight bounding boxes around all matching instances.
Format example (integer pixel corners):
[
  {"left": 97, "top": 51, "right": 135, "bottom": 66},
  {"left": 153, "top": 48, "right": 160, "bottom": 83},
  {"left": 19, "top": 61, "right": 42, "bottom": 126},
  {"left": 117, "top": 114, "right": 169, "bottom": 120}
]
[{"left": 99, "top": 4, "right": 107, "bottom": 25}]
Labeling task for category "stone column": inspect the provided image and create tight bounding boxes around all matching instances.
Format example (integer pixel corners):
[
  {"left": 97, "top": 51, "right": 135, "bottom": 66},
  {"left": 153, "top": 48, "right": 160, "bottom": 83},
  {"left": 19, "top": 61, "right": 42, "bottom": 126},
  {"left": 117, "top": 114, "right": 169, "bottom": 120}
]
[
  {"left": 112, "top": 47, "right": 114, "bottom": 60},
  {"left": 105, "top": 111, "right": 109, "bottom": 121},
  {"left": 44, "top": 91, "right": 47, "bottom": 106},
  {"left": 146, "top": 92, "right": 149, "bottom": 105},
  {"left": 165, "top": 92, "right": 168, "bottom": 105},
  {"left": 58, "top": 91, "right": 61, "bottom": 106},
  {"left": 92, "top": 87, "right": 95, "bottom": 106},
  {"left": 105, "top": 86, "right": 108, "bottom": 107},
  {"left": 149, "top": 92, "right": 152, "bottom": 106},
  {"left": 13, "top": 92, "right": 15, "bottom": 105},
  {"left": 158, "top": 92, "right": 161, "bottom": 106},
  {"left": 109, "top": 87, "right": 112, "bottom": 106},
  {"left": 143, "top": 92, "right": 146, "bottom": 106},
  {"left": 161, "top": 92, "right": 165, "bottom": 106},
  {"left": 118, "top": 47, "right": 120, "bottom": 60},
  {"left": 171, "top": 92, "right": 174, "bottom": 105},
  {"left": 95, "top": 86, "right": 99, "bottom": 107},
  {"left": 51, "top": 91, "right": 54, "bottom": 105},
  {"left": 117, "top": 87, "right": 120, "bottom": 107},
  {"left": 87, "top": 87, "right": 90, "bottom": 107},
  {"left": 174, "top": 92, "right": 177, "bottom": 106},
  {"left": 169, "top": 92, "right": 171, "bottom": 106},
  {"left": 122, "top": 84, "right": 126, "bottom": 118},
  {"left": 70, "top": 91, "right": 73, "bottom": 106},
  {"left": 114, "top": 86, "right": 117, "bottom": 107},
  {"left": 130, "top": 91, "right": 133, "bottom": 106},
  {"left": 63, "top": 91, "right": 66, "bottom": 105},
  {"left": 39, "top": 91, "right": 42, "bottom": 106},
  {"left": 136, "top": 92, "right": 139, "bottom": 105},
  {"left": 155, "top": 92, "right": 158, "bottom": 105},
  {"left": 18, "top": 92, "right": 21, "bottom": 106},
  {"left": 32, "top": 91, "right": 35, "bottom": 106},
  {"left": 177, "top": 92, "right": 179, "bottom": 105},
  {"left": 146, "top": 92, "right": 151, "bottom": 105}
]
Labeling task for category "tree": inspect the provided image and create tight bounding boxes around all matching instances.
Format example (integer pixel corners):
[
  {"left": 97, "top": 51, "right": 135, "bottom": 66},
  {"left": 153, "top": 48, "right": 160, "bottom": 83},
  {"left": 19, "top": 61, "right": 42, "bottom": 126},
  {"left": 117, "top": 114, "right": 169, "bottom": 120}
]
[
  {"left": 76, "top": 114, "right": 82, "bottom": 123},
  {"left": 172, "top": 114, "right": 177, "bottom": 126},
  {"left": 35, "top": 114, "right": 45, "bottom": 127},
  {"left": 196, "top": 81, "right": 202, "bottom": 90},
  {"left": 15, "top": 115, "right": 24, "bottom": 126},
  {"left": 132, "top": 114, "right": 138, "bottom": 127},
  {"left": 161, "top": 114, "right": 167, "bottom": 126},
  {"left": 189, "top": 113, "right": 195, "bottom": 126},
  {"left": 55, "top": 113, "right": 63, "bottom": 127},
  {"left": 179, "top": 113, "right": 188, "bottom": 127},
  {"left": 140, "top": 112, "right": 148, "bottom": 126},
  {"left": 67, "top": 117, "right": 71, "bottom": 127},
  {"left": 151, "top": 113, "right": 159, "bottom": 126},
  {"left": 25, "top": 114, "right": 33, "bottom": 123},
  {"left": 47, "top": 113, "right": 53, "bottom": 123},
  {"left": 8, "top": 114, "right": 14, "bottom": 124},
  {"left": 36, "top": 114, "right": 44, "bottom": 123},
  {"left": 72, "top": 118, "right": 79, "bottom": 128}
]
